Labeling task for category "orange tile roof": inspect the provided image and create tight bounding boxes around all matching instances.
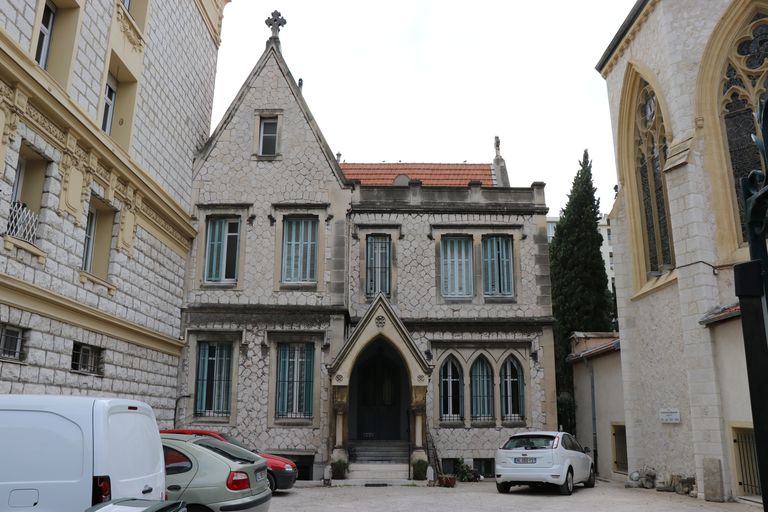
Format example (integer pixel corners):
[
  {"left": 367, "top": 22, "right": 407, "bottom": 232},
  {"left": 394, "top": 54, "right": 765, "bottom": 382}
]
[{"left": 340, "top": 163, "right": 494, "bottom": 187}]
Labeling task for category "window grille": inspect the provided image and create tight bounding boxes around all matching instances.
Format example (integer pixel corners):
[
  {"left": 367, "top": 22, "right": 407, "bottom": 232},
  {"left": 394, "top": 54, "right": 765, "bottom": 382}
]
[
  {"left": 204, "top": 218, "right": 240, "bottom": 282},
  {"left": 366, "top": 235, "right": 391, "bottom": 296},
  {"left": 482, "top": 236, "right": 513, "bottom": 296},
  {"left": 195, "top": 342, "right": 232, "bottom": 417},
  {"left": 276, "top": 343, "right": 314, "bottom": 418},
  {"left": 282, "top": 218, "right": 318, "bottom": 283},
  {"left": 440, "top": 357, "right": 463, "bottom": 421},
  {"left": 0, "top": 325, "right": 23, "bottom": 360},
  {"left": 470, "top": 357, "right": 494, "bottom": 421},
  {"left": 6, "top": 201, "right": 38, "bottom": 245},
  {"left": 500, "top": 357, "right": 524, "bottom": 422},
  {"left": 71, "top": 342, "right": 102, "bottom": 375},
  {"left": 440, "top": 237, "right": 473, "bottom": 297}
]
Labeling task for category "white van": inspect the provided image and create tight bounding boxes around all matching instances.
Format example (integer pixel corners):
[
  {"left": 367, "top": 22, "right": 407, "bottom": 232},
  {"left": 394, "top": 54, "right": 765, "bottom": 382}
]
[{"left": 0, "top": 395, "right": 165, "bottom": 512}]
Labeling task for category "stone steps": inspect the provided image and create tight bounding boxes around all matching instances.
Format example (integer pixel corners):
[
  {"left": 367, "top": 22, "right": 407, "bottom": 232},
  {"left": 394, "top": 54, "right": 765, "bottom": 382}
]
[
  {"left": 349, "top": 441, "right": 409, "bottom": 463},
  {"left": 347, "top": 462, "right": 410, "bottom": 480}
]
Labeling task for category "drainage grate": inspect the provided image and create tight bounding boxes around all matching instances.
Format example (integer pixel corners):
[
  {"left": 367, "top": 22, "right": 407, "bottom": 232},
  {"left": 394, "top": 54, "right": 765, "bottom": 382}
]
[{"left": 364, "top": 483, "right": 389, "bottom": 487}]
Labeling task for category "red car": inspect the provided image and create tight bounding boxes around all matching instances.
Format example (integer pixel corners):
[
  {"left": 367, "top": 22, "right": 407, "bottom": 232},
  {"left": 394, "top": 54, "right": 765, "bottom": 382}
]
[{"left": 161, "top": 429, "right": 297, "bottom": 492}]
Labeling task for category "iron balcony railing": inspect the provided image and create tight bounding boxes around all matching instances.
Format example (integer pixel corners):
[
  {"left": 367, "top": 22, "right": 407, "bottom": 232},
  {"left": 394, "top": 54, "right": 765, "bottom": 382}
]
[{"left": 6, "top": 201, "right": 38, "bottom": 245}]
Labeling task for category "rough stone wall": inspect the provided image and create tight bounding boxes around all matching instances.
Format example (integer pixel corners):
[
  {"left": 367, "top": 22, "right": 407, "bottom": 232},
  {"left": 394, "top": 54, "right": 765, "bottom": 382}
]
[
  {"left": 189, "top": 51, "right": 350, "bottom": 308},
  {"left": 0, "top": 0, "right": 36, "bottom": 52},
  {"left": 0, "top": 303, "right": 179, "bottom": 426},
  {"left": 0, "top": 123, "right": 185, "bottom": 338},
  {"left": 348, "top": 211, "right": 548, "bottom": 320},
  {"left": 132, "top": 0, "right": 218, "bottom": 209},
  {"left": 178, "top": 315, "right": 333, "bottom": 473}
]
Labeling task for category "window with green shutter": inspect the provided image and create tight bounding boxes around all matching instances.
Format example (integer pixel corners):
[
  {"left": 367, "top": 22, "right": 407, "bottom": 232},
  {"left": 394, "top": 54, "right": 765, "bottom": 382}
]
[
  {"left": 204, "top": 217, "right": 240, "bottom": 282},
  {"left": 482, "top": 236, "right": 513, "bottom": 296},
  {"left": 195, "top": 341, "right": 232, "bottom": 417},
  {"left": 276, "top": 343, "right": 314, "bottom": 418},
  {"left": 440, "top": 237, "right": 473, "bottom": 297},
  {"left": 282, "top": 218, "right": 318, "bottom": 283}
]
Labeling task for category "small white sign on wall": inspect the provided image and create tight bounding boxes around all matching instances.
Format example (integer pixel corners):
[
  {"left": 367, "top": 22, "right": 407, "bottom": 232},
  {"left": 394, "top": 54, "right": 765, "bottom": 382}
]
[{"left": 659, "top": 408, "right": 681, "bottom": 424}]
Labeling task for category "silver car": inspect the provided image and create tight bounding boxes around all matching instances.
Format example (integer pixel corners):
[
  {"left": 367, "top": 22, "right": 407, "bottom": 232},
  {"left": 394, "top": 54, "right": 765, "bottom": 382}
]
[
  {"left": 495, "top": 431, "right": 595, "bottom": 495},
  {"left": 161, "top": 434, "right": 271, "bottom": 512}
]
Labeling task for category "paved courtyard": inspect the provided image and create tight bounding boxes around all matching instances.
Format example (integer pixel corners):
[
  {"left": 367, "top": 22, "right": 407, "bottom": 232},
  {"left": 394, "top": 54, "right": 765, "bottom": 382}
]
[{"left": 269, "top": 480, "right": 758, "bottom": 512}]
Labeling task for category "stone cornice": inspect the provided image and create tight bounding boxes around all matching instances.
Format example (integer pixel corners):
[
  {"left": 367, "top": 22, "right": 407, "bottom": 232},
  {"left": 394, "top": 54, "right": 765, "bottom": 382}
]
[
  {"left": 0, "top": 273, "right": 184, "bottom": 355},
  {"left": 0, "top": 33, "right": 194, "bottom": 254},
  {"left": 596, "top": 0, "right": 659, "bottom": 78},
  {"left": 194, "top": 0, "right": 230, "bottom": 48}
]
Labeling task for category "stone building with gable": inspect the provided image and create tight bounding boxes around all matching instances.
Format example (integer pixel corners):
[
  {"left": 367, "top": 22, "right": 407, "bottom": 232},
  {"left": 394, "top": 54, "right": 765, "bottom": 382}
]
[
  {"left": 0, "top": 0, "right": 228, "bottom": 424},
  {"left": 597, "top": 0, "right": 765, "bottom": 501},
  {"left": 179, "top": 14, "right": 556, "bottom": 480}
]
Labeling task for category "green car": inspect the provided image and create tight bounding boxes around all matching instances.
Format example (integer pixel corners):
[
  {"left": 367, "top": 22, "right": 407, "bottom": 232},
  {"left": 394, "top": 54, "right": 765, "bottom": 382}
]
[{"left": 161, "top": 434, "right": 271, "bottom": 512}]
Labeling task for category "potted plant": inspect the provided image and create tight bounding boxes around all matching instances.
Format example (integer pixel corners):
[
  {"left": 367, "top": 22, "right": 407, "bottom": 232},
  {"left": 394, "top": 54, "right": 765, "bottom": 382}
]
[{"left": 437, "top": 474, "right": 457, "bottom": 487}]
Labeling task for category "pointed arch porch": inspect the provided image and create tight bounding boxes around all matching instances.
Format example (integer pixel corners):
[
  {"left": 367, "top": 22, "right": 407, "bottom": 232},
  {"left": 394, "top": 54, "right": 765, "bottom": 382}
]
[{"left": 328, "top": 295, "right": 432, "bottom": 463}]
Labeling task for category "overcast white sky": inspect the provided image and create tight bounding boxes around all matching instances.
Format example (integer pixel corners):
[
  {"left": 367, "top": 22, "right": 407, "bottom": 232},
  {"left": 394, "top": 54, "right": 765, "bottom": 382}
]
[{"left": 211, "top": 1, "right": 638, "bottom": 215}]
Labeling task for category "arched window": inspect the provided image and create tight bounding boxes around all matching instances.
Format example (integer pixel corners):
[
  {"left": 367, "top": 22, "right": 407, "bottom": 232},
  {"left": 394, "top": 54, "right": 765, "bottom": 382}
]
[
  {"left": 635, "top": 80, "right": 674, "bottom": 273},
  {"left": 440, "top": 357, "right": 463, "bottom": 421},
  {"left": 721, "top": 13, "right": 768, "bottom": 239},
  {"left": 500, "top": 356, "right": 524, "bottom": 422},
  {"left": 470, "top": 356, "right": 493, "bottom": 421}
]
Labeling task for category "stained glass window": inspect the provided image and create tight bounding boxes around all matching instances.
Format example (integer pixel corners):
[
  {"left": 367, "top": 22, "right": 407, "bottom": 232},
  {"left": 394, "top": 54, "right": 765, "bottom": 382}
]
[
  {"left": 721, "top": 15, "right": 768, "bottom": 240},
  {"left": 635, "top": 81, "right": 674, "bottom": 274}
]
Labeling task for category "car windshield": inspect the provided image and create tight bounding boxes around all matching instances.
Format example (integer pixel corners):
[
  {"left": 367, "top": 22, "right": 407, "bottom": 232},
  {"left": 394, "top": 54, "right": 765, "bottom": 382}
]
[
  {"left": 195, "top": 438, "right": 257, "bottom": 464},
  {"left": 502, "top": 435, "right": 555, "bottom": 450}
]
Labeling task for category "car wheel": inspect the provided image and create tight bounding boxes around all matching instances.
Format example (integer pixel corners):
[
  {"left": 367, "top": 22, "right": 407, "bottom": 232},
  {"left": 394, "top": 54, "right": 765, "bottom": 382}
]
[
  {"left": 559, "top": 468, "right": 574, "bottom": 495},
  {"left": 268, "top": 472, "right": 276, "bottom": 492},
  {"left": 584, "top": 465, "right": 596, "bottom": 488},
  {"left": 496, "top": 482, "right": 511, "bottom": 493},
  {"left": 186, "top": 506, "right": 213, "bottom": 512}
]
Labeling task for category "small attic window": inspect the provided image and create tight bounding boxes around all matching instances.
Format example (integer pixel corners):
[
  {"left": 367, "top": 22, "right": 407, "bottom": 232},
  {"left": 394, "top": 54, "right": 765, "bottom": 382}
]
[
  {"left": 253, "top": 110, "right": 283, "bottom": 160},
  {"left": 260, "top": 119, "right": 278, "bottom": 155}
]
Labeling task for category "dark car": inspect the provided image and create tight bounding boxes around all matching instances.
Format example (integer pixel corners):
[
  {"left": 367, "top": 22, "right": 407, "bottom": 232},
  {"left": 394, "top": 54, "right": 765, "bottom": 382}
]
[{"left": 161, "top": 429, "right": 298, "bottom": 491}]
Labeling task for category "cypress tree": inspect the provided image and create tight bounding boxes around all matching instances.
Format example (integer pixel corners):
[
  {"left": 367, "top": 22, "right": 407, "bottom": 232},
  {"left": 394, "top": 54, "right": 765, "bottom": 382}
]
[{"left": 549, "top": 149, "right": 613, "bottom": 433}]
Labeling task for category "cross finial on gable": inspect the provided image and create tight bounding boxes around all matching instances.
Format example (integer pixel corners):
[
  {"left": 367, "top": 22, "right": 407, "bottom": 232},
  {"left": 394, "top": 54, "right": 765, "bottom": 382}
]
[{"left": 265, "top": 10, "right": 286, "bottom": 38}]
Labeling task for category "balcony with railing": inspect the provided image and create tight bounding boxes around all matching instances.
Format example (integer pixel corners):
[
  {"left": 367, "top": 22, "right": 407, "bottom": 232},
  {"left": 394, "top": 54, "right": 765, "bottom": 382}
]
[{"left": 6, "top": 201, "right": 38, "bottom": 245}]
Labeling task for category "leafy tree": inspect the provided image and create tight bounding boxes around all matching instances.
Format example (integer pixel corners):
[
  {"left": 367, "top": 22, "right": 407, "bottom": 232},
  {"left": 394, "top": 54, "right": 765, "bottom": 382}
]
[{"left": 549, "top": 149, "right": 613, "bottom": 433}]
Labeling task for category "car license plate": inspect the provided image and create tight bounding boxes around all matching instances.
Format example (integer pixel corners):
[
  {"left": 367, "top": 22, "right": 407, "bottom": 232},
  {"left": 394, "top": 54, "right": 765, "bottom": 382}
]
[
  {"left": 256, "top": 470, "right": 267, "bottom": 481},
  {"left": 514, "top": 457, "right": 536, "bottom": 464}
]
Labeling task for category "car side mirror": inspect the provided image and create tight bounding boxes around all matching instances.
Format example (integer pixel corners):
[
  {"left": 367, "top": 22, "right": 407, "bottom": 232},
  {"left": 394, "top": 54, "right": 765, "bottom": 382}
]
[{"left": 583, "top": 447, "right": 591, "bottom": 454}]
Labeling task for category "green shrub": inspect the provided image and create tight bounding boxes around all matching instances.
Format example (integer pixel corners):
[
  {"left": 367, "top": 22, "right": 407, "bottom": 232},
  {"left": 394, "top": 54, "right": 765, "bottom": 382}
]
[
  {"left": 412, "top": 459, "right": 428, "bottom": 480},
  {"left": 455, "top": 458, "right": 480, "bottom": 482},
  {"left": 331, "top": 459, "right": 349, "bottom": 479}
]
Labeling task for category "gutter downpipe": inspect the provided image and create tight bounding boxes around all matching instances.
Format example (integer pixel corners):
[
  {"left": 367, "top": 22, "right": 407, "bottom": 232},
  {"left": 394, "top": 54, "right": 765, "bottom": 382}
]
[{"left": 584, "top": 357, "right": 598, "bottom": 476}]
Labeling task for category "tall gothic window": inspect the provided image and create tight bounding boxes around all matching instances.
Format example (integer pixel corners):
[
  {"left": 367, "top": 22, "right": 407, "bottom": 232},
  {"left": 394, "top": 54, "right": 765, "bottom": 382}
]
[
  {"left": 439, "top": 357, "right": 463, "bottom": 421},
  {"left": 722, "top": 13, "right": 768, "bottom": 240},
  {"left": 635, "top": 80, "right": 674, "bottom": 274},
  {"left": 470, "top": 356, "right": 493, "bottom": 421}
]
